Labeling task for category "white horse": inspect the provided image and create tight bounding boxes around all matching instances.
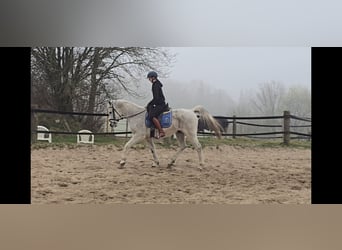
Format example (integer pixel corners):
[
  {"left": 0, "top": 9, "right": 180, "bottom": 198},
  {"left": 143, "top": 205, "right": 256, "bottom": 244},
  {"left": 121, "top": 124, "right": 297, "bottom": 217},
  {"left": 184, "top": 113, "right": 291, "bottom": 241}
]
[{"left": 108, "top": 99, "right": 222, "bottom": 169}]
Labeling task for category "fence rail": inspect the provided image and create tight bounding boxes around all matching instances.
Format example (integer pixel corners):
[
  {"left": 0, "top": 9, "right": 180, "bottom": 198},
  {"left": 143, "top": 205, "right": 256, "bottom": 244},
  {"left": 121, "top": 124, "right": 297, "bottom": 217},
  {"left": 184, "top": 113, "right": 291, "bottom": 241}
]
[
  {"left": 34, "top": 131, "right": 132, "bottom": 135},
  {"left": 31, "top": 108, "right": 108, "bottom": 116},
  {"left": 31, "top": 108, "right": 311, "bottom": 145},
  {"left": 235, "top": 121, "right": 282, "bottom": 128}
]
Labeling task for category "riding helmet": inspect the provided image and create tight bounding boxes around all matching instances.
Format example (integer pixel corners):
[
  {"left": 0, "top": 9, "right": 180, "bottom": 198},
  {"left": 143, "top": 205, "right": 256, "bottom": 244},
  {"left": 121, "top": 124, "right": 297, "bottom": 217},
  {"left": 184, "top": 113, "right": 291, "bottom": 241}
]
[{"left": 147, "top": 71, "right": 158, "bottom": 78}]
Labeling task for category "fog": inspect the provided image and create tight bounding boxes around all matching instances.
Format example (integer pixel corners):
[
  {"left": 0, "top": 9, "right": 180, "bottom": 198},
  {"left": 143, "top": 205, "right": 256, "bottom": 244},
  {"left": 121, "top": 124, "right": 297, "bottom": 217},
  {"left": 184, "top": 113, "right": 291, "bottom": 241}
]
[
  {"left": 167, "top": 47, "right": 310, "bottom": 99},
  {"left": 124, "top": 47, "right": 311, "bottom": 116},
  {"left": 125, "top": 79, "right": 236, "bottom": 116}
]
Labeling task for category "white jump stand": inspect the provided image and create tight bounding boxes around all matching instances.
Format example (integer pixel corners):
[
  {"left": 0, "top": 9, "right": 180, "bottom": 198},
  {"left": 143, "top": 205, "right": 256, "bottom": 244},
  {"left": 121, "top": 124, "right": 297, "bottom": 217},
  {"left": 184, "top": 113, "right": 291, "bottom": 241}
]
[
  {"left": 77, "top": 130, "right": 94, "bottom": 144},
  {"left": 37, "top": 125, "right": 52, "bottom": 143}
]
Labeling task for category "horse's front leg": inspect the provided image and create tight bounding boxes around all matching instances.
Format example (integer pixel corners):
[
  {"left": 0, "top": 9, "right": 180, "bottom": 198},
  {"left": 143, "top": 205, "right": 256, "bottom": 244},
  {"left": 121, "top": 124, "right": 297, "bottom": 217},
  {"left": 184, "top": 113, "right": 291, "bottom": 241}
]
[
  {"left": 146, "top": 137, "right": 160, "bottom": 167},
  {"left": 119, "top": 133, "right": 144, "bottom": 168}
]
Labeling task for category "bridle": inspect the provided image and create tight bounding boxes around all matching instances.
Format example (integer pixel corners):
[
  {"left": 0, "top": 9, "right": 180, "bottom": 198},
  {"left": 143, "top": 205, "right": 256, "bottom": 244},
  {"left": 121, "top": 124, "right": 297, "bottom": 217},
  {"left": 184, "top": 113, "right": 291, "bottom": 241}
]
[{"left": 108, "top": 101, "right": 145, "bottom": 127}]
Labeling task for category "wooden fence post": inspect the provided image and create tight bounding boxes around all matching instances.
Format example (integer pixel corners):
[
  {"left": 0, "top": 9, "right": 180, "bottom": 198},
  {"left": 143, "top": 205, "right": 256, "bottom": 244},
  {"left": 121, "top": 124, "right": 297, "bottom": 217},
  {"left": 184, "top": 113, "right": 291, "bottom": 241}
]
[
  {"left": 31, "top": 111, "right": 37, "bottom": 143},
  {"left": 125, "top": 119, "right": 129, "bottom": 139},
  {"left": 283, "top": 111, "right": 290, "bottom": 145},
  {"left": 106, "top": 114, "right": 109, "bottom": 132},
  {"left": 232, "top": 115, "right": 236, "bottom": 139}
]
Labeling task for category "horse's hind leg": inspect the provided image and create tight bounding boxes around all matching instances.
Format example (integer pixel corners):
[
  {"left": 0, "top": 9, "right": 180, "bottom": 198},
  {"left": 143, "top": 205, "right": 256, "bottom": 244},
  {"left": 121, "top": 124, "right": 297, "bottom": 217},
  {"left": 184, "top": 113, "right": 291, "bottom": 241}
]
[
  {"left": 168, "top": 131, "right": 187, "bottom": 168},
  {"left": 187, "top": 134, "right": 204, "bottom": 169},
  {"left": 146, "top": 137, "right": 160, "bottom": 167}
]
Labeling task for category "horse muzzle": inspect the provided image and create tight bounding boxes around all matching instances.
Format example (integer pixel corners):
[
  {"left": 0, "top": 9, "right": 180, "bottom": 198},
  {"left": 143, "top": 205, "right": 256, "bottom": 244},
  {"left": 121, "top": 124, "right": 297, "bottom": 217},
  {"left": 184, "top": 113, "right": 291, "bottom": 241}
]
[{"left": 109, "top": 119, "right": 118, "bottom": 127}]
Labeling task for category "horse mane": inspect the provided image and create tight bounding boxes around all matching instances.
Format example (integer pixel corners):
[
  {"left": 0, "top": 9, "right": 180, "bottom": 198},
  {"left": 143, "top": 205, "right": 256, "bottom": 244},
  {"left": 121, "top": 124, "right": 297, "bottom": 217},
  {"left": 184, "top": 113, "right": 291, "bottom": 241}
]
[{"left": 114, "top": 99, "right": 145, "bottom": 110}]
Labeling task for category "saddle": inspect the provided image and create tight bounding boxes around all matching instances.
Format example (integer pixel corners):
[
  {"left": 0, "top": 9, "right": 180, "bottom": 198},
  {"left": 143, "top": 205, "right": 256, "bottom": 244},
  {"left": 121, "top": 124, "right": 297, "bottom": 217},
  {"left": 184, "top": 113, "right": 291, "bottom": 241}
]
[
  {"left": 145, "top": 109, "right": 172, "bottom": 129},
  {"left": 145, "top": 103, "right": 171, "bottom": 138}
]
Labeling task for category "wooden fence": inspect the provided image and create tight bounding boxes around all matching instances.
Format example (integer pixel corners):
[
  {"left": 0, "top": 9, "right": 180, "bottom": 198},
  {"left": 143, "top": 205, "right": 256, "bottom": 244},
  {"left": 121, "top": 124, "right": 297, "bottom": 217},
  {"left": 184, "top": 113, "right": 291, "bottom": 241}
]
[
  {"left": 200, "top": 111, "right": 311, "bottom": 144},
  {"left": 31, "top": 108, "right": 311, "bottom": 145}
]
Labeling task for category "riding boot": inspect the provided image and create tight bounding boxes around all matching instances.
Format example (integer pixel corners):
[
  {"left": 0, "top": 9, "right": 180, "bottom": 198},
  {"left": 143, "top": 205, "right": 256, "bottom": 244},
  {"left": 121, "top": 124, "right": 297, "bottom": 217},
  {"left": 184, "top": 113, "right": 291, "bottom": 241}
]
[{"left": 152, "top": 117, "right": 165, "bottom": 138}]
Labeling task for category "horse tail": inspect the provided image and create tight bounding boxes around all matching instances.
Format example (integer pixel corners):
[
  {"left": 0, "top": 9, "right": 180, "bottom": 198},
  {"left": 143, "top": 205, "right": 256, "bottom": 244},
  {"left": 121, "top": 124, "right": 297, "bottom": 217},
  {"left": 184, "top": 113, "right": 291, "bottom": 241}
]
[{"left": 192, "top": 105, "right": 223, "bottom": 139}]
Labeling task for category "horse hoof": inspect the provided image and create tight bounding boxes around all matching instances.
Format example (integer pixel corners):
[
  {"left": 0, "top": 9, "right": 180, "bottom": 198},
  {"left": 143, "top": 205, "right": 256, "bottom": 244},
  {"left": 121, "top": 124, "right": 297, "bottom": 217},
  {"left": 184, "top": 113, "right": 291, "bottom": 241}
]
[
  {"left": 151, "top": 162, "right": 159, "bottom": 168},
  {"left": 119, "top": 161, "right": 126, "bottom": 168}
]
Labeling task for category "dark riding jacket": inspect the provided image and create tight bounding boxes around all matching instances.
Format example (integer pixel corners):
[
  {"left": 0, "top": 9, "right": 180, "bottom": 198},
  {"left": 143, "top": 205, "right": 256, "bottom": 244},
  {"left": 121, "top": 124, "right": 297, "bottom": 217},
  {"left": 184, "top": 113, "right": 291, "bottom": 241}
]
[
  {"left": 149, "top": 79, "right": 165, "bottom": 106},
  {"left": 147, "top": 79, "right": 167, "bottom": 119}
]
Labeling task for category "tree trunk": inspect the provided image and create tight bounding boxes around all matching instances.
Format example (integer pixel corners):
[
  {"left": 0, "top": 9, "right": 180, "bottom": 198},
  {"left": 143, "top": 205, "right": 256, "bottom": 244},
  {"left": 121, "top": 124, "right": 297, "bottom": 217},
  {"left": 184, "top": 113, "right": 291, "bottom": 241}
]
[{"left": 85, "top": 48, "right": 101, "bottom": 129}]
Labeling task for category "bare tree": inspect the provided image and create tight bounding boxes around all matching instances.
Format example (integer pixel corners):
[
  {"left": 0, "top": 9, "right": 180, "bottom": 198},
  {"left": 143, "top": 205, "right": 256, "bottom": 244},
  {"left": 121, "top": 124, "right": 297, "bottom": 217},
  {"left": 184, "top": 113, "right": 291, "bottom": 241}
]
[
  {"left": 281, "top": 85, "right": 311, "bottom": 135},
  {"left": 248, "top": 81, "right": 286, "bottom": 135},
  {"left": 32, "top": 47, "right": 76, "bottom": 111},
  {"left": 31, "top": 47, "right": 175, "bottom": 131},
  {"left": 281, "top": 85, "right": 311, "bottom": 118},
  {"left": 251, "top": 81, "right": 286, "bottom": 116}
]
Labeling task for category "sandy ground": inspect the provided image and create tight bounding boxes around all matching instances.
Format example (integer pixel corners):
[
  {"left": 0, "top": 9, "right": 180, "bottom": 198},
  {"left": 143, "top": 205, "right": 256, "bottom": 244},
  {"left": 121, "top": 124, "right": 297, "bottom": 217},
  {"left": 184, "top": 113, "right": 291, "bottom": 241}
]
[{"left": 31, "top": 143, "right": 311, "bottom": 204}]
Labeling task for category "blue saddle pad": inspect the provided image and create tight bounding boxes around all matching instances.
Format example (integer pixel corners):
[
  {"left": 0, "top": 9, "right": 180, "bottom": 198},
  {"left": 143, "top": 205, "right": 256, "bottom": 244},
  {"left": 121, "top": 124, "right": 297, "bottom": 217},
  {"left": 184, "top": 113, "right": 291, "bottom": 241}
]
[{"left": 145, "top": 110, "right": 172, "bottom": 128}]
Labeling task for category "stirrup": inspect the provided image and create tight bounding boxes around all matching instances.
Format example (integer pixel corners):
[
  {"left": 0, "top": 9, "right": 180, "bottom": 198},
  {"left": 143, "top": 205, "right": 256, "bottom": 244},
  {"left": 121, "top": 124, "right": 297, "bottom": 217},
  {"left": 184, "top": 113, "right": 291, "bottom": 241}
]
[
  {"left": 154, "top": 129, "right": 165, "bottom": 139},
  {"left": 159, "top": 131, "right": 165, "bottom": 138}
]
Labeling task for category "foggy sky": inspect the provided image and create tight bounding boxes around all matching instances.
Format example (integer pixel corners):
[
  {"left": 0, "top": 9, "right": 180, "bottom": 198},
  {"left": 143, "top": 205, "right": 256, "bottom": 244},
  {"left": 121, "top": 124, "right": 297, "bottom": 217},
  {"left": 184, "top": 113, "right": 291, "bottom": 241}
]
[
  {"left": 165, "top": 47, "right": 310, "bottom": 102},
  {"left": 124, "top": 47, "right": 311, "bottom": 115}
]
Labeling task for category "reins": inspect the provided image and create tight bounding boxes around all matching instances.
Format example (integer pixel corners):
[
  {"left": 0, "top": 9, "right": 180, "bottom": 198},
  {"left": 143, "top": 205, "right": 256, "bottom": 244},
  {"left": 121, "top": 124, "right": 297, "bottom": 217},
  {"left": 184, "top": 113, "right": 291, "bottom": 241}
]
[{"left": 109, "top": 103, "right": 145, "bottom": 122}]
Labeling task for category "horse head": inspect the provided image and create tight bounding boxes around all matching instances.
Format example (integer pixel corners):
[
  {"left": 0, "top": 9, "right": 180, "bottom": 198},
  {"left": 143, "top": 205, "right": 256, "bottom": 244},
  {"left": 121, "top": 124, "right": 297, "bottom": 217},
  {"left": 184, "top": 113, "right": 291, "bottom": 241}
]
[{"left": 107, "top": 99, "right": 120, "bottom": 128}]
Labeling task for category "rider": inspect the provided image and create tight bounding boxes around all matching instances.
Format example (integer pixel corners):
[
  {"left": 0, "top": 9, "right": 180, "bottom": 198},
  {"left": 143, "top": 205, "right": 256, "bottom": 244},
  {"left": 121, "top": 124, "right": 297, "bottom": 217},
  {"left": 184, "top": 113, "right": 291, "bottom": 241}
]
[{"left": 146, "top": 71, "right": 167, "bottom": 138}]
